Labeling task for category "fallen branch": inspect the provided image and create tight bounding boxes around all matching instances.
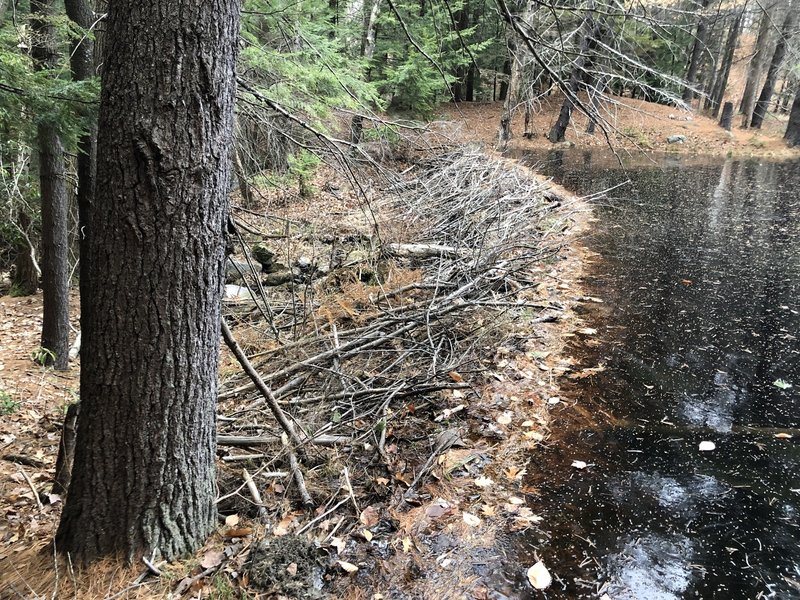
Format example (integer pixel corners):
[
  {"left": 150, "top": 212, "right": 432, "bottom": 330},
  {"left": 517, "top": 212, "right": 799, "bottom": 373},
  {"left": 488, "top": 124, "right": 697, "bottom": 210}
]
[
  {"left": 218, "top": 434, "right": 351, "bottom": 447},
  {"left": 221, "top": 319, "right": 305, "bottom": 450}
]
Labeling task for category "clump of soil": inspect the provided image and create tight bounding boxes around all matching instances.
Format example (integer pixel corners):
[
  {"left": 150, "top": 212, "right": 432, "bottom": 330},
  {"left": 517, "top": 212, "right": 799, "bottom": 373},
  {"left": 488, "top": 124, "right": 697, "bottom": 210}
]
[{"left": 245, "top": 534, "right": 324, "bottom": 598}]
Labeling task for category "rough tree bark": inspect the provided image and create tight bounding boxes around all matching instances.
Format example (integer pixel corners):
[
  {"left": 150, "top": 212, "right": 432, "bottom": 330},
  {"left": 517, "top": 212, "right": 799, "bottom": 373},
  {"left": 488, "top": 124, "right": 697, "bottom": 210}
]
[
  {"left": 31, "top": 0, "right": 70, "bottom": 370},
  {"left": 55, "top": 0, "right": 241, "bottom": 564},
  {"left": 785, "top": 90, "right": 800, "bottom": 146},
  {"left": 548, "top": 0, "right": 597, "bottom": 143},
  {"left": 749, "top": 0, "right": 797, "bottom": 129},
  {"left": 682, "top": 0, "right": 712, "bottom": 103}
]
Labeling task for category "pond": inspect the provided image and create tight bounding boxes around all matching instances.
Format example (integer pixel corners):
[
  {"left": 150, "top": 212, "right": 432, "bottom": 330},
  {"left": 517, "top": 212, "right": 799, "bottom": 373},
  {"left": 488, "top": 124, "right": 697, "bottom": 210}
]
[{"left": 514, "top": 151, "right": 800, "bottom": 599}]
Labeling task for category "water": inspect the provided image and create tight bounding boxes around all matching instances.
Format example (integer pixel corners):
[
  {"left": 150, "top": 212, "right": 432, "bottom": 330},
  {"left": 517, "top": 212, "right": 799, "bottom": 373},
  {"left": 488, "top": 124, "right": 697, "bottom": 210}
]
[{"left": 518, "top": 151, "right": 800, "bottom": 599}]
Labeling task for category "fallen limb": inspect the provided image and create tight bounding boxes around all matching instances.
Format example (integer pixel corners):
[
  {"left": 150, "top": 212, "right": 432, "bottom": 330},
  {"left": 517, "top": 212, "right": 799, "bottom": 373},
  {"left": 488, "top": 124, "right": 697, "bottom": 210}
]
[
  {"left": 221, "top": 318, "right": 305, "bottom": 451},
  {"left": 218, "top": 434, "right": 351, "bottom": 447}
]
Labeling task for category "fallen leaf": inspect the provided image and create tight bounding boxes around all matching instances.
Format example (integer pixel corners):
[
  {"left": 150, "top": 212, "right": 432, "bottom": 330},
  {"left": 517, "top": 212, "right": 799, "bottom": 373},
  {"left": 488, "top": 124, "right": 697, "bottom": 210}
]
[
  {"left": 360, "top": 505, "right": 380, "bottom": 527},
  {"left": 338, "top": 560, "right": 359, "bottom": 573},
  {"left": 577, "top": 328, "right": 597, "bottom": 335},
  {"left": 496, "top": 411, "right": 513, "bottom": 425},
  {"left": 508, "top": 496, "right": 525, "bottom": 505},
  {"left": 425, "top": 499, "right": 450, "bottom": 518},
  {"left": 225, "top": 514, "right": 240, "bottom": 527},
  {"left": 462, "top": 512, "right": 481, "bottom": 527},
  {"left": 474, "top": 476, "right": 494, "bottom": 488},
  {"left": 402, "top": 537, "right": 413, "bottom": 553},
  {"left": 448, "top": 371, "right": 464, "bottom": 382},
  {"left": 547, "top": 397, "right": 561, "bottom": 405},
  {"left": 330, "top": 537, "right": 346, "bottom": 553},
  {"left": 571, "top": 460, "right": 587, "bottom": 469},
  {"left": 452, "top": 389, "right": 465, "bottom": 399},
  {"left": 375, "top": 477, "right": 390, "bottom": 485},
  {"left": 286, "top": 562, "right": 298, "bottom": 576},
  {"left": 201, "top": 550, "right": 224, "bottom": 570},
  {"left": 224, "top": 527, "right": 253, "bottom": 538},
  {"left": 775, "top": 433, "right": 793, "bottom": 439},
  {"left": 773, "top": 378, "right": 793, "bottom": 390},
  {"left": 273, "top": 514, "right": 296, "bottom": 536},
  {"left": 527, "top": 561, "right": 552, "bottom": 589},
  {"left": 505, "top": 466, "right": 526, "bottom": 481},
  {"left": 521, "top": 420, "right": 535, "bottom": 427},
  {"left": 362, "top": 529, "right": 374, "bottom": 541},
  {"left": 699, "top": 441, "right": 716, "bottom": 451},
  {"left": 524, "top": 431, "right": 545, "bottom": 442},
  {"left": 680, "top": 279, "right": 692, "bottom": 286},
  {"left": 480, "top": 504, "right": 496, "bottom": 517}
]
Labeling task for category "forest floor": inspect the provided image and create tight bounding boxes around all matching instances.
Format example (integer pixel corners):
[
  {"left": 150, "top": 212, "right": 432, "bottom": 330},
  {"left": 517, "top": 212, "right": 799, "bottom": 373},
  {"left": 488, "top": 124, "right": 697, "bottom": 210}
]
[
  {"left": 438, "top": 95, "right": 799, "bottom": 158},
  {"left": 0, "top": 95, "right": 796, "bottom": 599}
]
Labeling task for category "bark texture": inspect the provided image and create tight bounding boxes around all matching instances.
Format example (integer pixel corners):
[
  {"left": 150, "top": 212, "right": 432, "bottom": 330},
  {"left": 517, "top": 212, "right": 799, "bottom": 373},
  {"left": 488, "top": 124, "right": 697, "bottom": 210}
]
[
  {"left": 56, "top": 0, "right": 241, "bottom": 564},
  {"left": 31, "top": 0, "right": 70, "bottom": 370}
]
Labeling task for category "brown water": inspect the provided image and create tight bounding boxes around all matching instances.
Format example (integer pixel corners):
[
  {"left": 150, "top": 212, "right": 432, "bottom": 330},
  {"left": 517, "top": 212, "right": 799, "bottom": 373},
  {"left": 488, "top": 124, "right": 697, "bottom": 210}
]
[{"left": 507, "top": 151, "right": 800, "bottom": 599}]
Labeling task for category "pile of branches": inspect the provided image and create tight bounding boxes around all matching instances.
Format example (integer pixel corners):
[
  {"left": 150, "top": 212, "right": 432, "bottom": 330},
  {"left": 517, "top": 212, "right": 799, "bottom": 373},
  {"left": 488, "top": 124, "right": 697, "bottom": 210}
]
[{"left": 216, "top": 147, "right": 570, "bottom": 516}]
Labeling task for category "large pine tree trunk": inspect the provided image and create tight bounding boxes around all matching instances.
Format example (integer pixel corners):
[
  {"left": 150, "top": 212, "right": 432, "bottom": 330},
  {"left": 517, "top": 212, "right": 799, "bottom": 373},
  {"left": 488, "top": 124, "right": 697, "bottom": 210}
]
[
  {"left": 56, "top": 0, "right": 241, "bottom": 565},
  {"left": 750, "top": 0, "right": 797, "bottom": 129},
  {"left": 682, "top": 0, "right": 712, "bottom": 103},
  {"left": 31, "top": 0, "right": 70, "bottom": 370},
  {"left": 785, "top": 89, "right": 800, "bottom": 146}
]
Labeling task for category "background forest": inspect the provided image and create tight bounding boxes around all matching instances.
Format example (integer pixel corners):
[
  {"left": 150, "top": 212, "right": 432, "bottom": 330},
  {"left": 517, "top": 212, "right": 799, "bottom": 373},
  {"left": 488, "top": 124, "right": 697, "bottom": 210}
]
[{"left": 2, "top": 0, "right": 800, "bottom": 307}]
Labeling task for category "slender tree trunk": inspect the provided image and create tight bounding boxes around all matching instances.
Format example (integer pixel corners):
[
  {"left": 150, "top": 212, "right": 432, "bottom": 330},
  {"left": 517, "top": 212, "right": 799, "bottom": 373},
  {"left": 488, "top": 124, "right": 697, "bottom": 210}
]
[
  {"left": 12, "top": 211, "right": 39, "bottom": 296},
  {"left": 740, "top": 2, "right": 777, "bottom": 122},
  {"left": 548, "top": 0, "right": 597, "bottom": 143},
  {"left": 682, "top": 0, "right": 712, "bottom": 103},
  {"left": 466, "top": 64, "right": 476, "bottom": 101},
  {"left": 31, "top": 0, "right": 70, "bottom": 370},
  {"left": 708, "top": 7, "right": 743, "bottom": 117},
  {"left": 0, "top": 0, "right": 9, "bottom": 22},
  {"left": 56, "top": 0, "right": 241, "bottom": 565},
  {"left": 784, "top": 89, "right": 800, "bottom": 146},
  {"left": 498, "top": 58, "right": 510, "bottom": 101},
  {"left": 750, "top": 0, "right": 797, "bottom": 129},
  {"left": 350, "top": 0, "right": 381, "bottom": 143},
  {"left": 64, "top": 0, "right": 97, "bottom": 318},
  {"left": 497, "top": 0, "right": 534, "bottom": 148}
]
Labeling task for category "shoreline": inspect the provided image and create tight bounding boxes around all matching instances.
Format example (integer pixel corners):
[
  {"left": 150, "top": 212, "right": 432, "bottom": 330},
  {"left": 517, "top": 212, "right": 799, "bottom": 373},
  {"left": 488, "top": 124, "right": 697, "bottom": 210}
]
[{"left": 436, "top": 97, "right": 800, "bottom": 160}]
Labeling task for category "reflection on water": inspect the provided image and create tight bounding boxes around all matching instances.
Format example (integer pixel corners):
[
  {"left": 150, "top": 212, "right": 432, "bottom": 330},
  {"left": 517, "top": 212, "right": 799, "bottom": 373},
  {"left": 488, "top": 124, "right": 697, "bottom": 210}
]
[{"left": 517, "top": 151, "right": 800, "bottom": 599}]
